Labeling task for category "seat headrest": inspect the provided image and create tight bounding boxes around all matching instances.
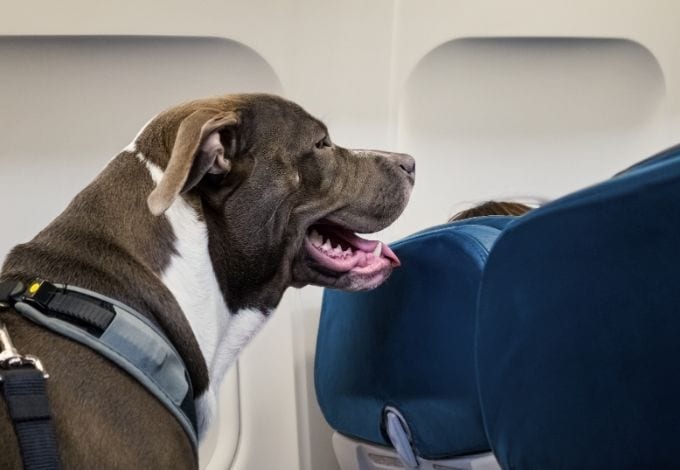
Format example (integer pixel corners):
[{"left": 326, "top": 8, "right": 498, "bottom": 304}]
[
  {"left": 476, "top": 146, "right": 680, "bottom": 469},
  {"left": 615, "top": 142, "right": 680, "bottom": 176},
  {"left": 315, "top": 216, "right": 514, "bottom": 459}
]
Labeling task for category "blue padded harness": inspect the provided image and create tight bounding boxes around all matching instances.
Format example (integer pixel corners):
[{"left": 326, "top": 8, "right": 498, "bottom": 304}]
[{"left": 0, "top": 279, "right": 198, "bottom": 451}]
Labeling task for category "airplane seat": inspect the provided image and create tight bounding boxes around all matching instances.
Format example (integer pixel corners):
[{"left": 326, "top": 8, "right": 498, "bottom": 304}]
[
  {"left": 315, "top": 216, "right": 517, "bottom": 470},
  {"left": 476, "top": 144, "right": 680, "bottom": 469}
]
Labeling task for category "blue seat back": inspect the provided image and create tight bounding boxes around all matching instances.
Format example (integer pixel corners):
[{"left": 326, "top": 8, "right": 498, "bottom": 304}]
[
  {"left": 315, "top": 217, "right": 514, "bottom": 459},
  {"left": 476, "top": 145, "right": 680, "bottom": 469}
]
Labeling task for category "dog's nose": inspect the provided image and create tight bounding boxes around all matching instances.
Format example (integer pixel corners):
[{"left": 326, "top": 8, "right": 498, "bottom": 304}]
[{"left": 391, "top": 153, "right": 416, "bottom": 177}]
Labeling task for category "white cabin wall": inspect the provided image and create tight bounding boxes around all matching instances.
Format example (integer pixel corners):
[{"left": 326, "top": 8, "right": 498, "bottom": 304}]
[{"left": 2, "top": 2, "right": 680, "bottom": 470}]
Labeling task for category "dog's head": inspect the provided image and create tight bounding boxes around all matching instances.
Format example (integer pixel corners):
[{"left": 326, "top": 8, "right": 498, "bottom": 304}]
[{"left": 139, "top": 94, "right": 414, "bottom": 309}]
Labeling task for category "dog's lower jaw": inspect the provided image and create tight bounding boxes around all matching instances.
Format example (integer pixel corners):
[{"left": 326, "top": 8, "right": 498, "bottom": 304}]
[{"left": 141, "top": 154, "right": 272, "bottom": 440}]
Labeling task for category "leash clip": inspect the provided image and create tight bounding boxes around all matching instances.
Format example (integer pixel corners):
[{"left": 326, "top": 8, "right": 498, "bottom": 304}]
[{"left": 0, "top": 320, "right": 49, "bottom": 380}]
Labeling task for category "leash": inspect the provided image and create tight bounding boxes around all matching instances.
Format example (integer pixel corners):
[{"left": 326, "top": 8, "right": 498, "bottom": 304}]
[
  {"left": 0, "top": 278, "right": 199, "bottom": 467},
  {"left": 0, "top": 282, "right": 61, "bottom": 470}
]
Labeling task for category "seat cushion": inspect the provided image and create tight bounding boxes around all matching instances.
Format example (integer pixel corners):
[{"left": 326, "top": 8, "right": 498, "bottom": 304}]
[
  {"left": 476, "top": 145, "right": 680, "bottom": 469},
  {"left": 315, "top": 217, "right": 513, "bottom": 459}
]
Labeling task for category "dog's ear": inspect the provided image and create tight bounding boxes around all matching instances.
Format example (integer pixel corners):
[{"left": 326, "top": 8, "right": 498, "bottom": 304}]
[{"left": 147, "top": 108, "right": 240, "bottom": 215}]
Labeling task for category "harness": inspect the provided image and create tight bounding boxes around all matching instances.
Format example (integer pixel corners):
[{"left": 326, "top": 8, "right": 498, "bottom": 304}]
[{"left": 0, "top": 279, "right": 198, "bottom": 469}]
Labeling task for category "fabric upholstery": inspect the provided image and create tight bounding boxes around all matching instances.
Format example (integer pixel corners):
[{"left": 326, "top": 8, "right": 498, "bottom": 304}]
[
  {"left": 476, "top": 146, "right": 680, "bottom": 469},
  {"left": 315, "top": 217, "right": 513, "bottom": 459}
]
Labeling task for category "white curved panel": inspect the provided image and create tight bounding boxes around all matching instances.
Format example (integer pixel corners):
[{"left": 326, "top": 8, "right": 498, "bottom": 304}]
[
  {"left": 397, "top": 37, "right": 666, "bottom": 230},
  {"left": 199, "top": 366, "right": 240, "bottom": 469},
  {"left": 4, "top": 5, "right": 680, "bottom": 470},
  {"left": 0, "top": 35, "right": 281, "bottom": 470},
  {"left": 404, "top": 38, "right": 663, "bottom": 135},
  {"left": 0, "top": 36, "right": 282, "bottom": 260}
]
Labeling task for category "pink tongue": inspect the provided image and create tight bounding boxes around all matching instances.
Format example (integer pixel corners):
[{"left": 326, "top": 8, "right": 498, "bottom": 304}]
[
  {"left": 340, "top": 231, "right": 400, "bottom": 266},
  {"left": 313, "top": 227, "right": 401, "bottom": 269}
]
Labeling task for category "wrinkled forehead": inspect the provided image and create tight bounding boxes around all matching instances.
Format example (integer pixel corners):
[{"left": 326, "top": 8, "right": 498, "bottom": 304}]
[{"left": 242, "top": 95, "right": 328, "bottom": 141}]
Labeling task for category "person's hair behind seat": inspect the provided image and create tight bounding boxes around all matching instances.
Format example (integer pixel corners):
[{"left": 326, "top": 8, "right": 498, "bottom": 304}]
[{"left": 448, "top": 201, "right": 533, "bottom": 222}]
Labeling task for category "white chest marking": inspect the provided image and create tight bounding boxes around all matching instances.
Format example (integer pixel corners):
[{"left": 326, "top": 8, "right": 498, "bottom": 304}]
[{"left": 137, "top": 153, "right": 270, "bottom": 438}]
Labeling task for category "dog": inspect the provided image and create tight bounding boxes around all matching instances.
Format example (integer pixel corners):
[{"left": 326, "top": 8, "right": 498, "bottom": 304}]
[{"left": 0, "top": 93, "right": 415, "bottom": 469}]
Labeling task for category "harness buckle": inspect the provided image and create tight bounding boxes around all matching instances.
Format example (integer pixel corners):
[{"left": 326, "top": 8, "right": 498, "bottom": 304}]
[
  {"left": 0, "top": 280, "right": 26, "bottom": 310},
  {"left": 0, "top": 320, "right": 49, "bottom": 380}
]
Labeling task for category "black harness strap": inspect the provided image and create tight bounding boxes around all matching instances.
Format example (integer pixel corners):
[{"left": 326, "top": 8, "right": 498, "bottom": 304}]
[
  {"left": 1, "top": 369, "right": 61, "bottom": 470},
  {"left": 29, "top": 281, "right": 115, "bottom": 334},
  {"left": 0, "top": 280, "right": 62, "bottom": 470}
]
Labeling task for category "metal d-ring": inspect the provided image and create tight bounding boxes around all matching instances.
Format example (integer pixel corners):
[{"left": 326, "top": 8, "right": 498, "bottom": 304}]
[{"left": 0, "top": 320, "right": 49, "bottom": 380}]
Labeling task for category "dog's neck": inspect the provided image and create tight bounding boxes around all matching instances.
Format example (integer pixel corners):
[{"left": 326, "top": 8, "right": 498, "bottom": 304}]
[
  {"left": 137, "top": 153, "right": 271, "bottom": 435},
  {"left": 1, "top": 151, "right": 270, "bottom": 439}
]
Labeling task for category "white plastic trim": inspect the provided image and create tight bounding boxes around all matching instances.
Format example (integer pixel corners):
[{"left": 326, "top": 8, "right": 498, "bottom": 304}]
[{"left": 332, "top": 432, "right": 501, "bottom": 470}]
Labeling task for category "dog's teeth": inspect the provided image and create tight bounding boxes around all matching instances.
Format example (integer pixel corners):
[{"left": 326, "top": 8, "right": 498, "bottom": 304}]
[
  {"left": 322, "top": 239, "right": 332, "bottom": 251},
  {"left": 344, "top": 248, "right": 353, "bottom": 257},
  {"left": 372, "top": 242, "right": 382, "bottom": 258},
  {"left": 333, "top": 245, "right": 343, "bottom": 255},
  {"left": 310, "top": 230, "right": 323, "bottom": 247}
]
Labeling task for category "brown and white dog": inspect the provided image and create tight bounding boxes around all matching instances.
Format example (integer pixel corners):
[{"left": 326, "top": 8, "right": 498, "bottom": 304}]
[{"left": 0, "top": 94, "right": 414, "bottom": 469}]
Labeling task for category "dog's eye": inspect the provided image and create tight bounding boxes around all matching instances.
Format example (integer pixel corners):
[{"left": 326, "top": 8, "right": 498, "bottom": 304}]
[{"left": 315, "top": 136, "right": 332, "bottom": 150}]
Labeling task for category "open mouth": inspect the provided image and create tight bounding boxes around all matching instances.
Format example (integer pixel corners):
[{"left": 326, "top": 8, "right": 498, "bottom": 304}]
[{"left": 303, "top": 221, "right": 400, "bottom": 278}]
